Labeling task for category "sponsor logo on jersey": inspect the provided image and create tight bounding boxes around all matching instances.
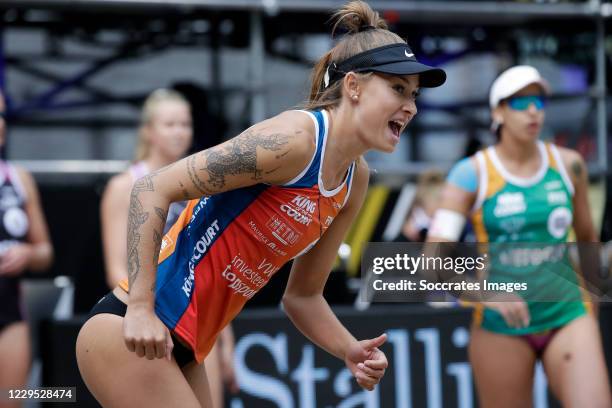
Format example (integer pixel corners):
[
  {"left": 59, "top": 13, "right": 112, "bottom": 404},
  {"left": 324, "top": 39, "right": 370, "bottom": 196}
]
[
  {"left": 190, "top": 197, "right": 209, "bottom": 224},
  {"left": 291, "top": 195, "right": 317, "bottom": 213},
  {"left": 547, "top": 207, "right": 572, "bottom": 239},
  {"left": 183, "top": 219, "right": 220, "bottom": 297},
  {"left": 279, "top": 195, "right": 317, "bottom": 226},
  {"left": 221, "top": 264, "right": 256, "bottom": 299},
  {"left": 544, "top": 180, "right": 563, "bottom": 190},
  {"left": 280, "top": 205, "right": 312, "bottom": 225},
  {"left": 160, "top": 235, "right": 174, "bottom": 251},
  {"left": 493, "top": 192, "right": 526, "bottom": 217},
  {"left": 220, "top": 255, "right": 280, "bottom": 298},
  {"left": 499, "top": 244, "right": 565, "bottom": 267},
  {"left": 266, "top": 240, "right": 287, "bottom": 257},
  {"left": 223, "top": 253, "right": 277, "bottom": 291},
  {"left": 3, "top": 207, "right": 28, "bottom": 238},
  {"left": 499, "top": 217, "right": 526, "bottom": 235},
  {"left": 547, "top": 191, "right": 567, "bottom": 205},
  {"left": 325, "top": 216, "right": 334, "bottom": 226},
  {"left": 249, "top": 220, "right": 270, "bottom": 244},
  {"left": 266, "top": 215, "right": 302, "bottom": 246}
]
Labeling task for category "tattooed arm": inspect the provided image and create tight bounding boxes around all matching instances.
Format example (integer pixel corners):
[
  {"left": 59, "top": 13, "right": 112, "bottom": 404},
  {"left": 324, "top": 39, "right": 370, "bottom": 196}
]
[
  {"left": 123, "top": 110, "right": 315, "bottom": 360},
  {"left": 182, "top": 112, "right": 315, "bottom": 196},
  {"left": 559, "top": 147, "right": 598, "bottom": 242},
  {"left": 558, "top": 146, "right": 603, "bottom": 310}
]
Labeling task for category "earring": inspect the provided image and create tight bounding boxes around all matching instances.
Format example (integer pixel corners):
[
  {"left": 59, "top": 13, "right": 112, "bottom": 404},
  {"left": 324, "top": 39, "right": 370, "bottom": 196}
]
[
  {"left": 352, "top": 94, "right": 358, "bottom": 101},
  {"left": 490, "top": 119, "right": 503, "bottom": 134}
]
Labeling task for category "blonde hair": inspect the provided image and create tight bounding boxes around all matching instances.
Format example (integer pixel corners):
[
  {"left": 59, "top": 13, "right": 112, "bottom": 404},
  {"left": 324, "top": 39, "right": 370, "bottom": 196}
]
[
  {"left": 414, "top": 169, "right": 445, "bottom": 213},
  {"left": 133, "top": 88, "right": 190, "bottom": 162},
  {"left": 304, "top": 1, "right": 405, "bottom": 111}
]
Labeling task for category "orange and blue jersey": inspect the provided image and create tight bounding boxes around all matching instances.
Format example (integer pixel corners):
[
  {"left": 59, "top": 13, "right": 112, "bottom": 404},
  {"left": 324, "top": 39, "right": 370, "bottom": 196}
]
[{"left": 120, "top": 110, "right": 355, "bottom": 362}]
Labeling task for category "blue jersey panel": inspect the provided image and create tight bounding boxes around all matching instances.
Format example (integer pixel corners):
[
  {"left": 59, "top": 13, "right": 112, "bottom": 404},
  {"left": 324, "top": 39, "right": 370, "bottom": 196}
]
[{"left": 154, "top": 184, "right": 268, "bottom": 328}]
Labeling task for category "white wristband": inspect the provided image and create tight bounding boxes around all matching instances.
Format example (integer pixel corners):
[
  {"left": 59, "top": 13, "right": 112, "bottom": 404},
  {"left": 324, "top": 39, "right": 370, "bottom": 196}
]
[{"left": 428, "top": 209, "right": 466, "bottom": 241}]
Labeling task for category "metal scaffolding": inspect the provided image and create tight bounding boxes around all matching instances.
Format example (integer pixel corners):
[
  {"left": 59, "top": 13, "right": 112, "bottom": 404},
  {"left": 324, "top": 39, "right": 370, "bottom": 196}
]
[{"left": 0, "top": 0, "right": 609, "bottom": 177}]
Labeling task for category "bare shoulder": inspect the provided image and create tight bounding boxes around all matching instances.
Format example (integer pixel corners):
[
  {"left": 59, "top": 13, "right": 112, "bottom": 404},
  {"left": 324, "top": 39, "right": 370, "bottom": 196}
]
[
  {"left": 178, "top": 110, "right": 318, "bottom": 197},
  {"left": 244, "top": 110, "right": 317, "bottom": 184},
  {"left": 12, "top": 164, "right": 35, "bottom": 185},
  {"left": 556, "top": 145, "right": 587, "bottom": 182},
  {"left": 103, "top": 171, "right": 133, "bottom": 201},
  {"left": 271, "top": 109, "right": 316, "bottom": 132},
  {"left": 556, "top": 145, "right": 584, "bottom": 164},
  {"left": 261, "top": 110, "right": 316, "bottom": 156},
  {"left": 11, "top": 164, "right": 38, "bottom": 196}
]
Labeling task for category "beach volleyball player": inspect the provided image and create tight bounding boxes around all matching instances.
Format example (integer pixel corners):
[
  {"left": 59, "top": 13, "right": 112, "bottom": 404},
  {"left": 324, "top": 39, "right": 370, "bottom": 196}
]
[{"left": 76, "top": 1, "right": 446, "bottom": 406}]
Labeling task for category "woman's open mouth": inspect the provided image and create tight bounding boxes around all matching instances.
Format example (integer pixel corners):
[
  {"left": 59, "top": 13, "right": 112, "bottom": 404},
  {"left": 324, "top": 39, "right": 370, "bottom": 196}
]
[{"left": 388, "top": 120, "right": 403, "bottom": 138}]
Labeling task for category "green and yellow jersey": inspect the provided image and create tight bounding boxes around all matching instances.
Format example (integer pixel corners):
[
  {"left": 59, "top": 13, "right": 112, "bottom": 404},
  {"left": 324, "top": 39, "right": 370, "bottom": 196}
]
[{"left": 470, "top": 141, "right": 588, "bottom": 335}]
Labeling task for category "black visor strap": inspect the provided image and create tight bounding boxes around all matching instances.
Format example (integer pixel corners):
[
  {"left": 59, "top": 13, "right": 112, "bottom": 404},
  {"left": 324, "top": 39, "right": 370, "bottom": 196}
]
[{"left": 323, "top": 43, "right": 416, "bottom": 88}]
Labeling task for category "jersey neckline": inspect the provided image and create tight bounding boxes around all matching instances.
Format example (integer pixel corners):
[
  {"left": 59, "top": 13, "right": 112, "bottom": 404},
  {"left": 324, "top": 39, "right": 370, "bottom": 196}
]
[
  {"left": 488, "top": 141, "right": 548, "bottom": 187},
  {"left": 318, "top": 109, "right": 352, "bottom": 197}
]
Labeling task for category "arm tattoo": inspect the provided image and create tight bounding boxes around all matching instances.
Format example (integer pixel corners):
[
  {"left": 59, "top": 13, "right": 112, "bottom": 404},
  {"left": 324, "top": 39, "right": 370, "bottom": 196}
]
[
  {"left": 152, "top": 206, "right": 167, "bottom": 266},
  {"left": 126, "top": 165, "right": 172, "bottom": 287},
  {"left": 127, "top": 176, "right": 152, "bottom": 287},
  {"left": 155, "top": 206, "right": 168, "bottom": 223},
  {"left": 571, "top": 160, "right": 583, "bottom": 179},
  {"left": 187, "top": 154, "right": 213, "bottom": 195},
  {"left": 266, "top": 166, "right": 282, "bottom": 174},
  {"left": 178, "top": 181, "right": 190, "bottom": 200},
  {"left": 187, "top": 130, "right": 290, "bottom": 193},
  {"left": 152, "top": 229, "right": 162, "bottom": 266}
]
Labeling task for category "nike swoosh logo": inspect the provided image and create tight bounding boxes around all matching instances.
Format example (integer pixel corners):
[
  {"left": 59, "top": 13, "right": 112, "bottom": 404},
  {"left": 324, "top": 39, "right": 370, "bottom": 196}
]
[{"left": 405, "top": 50, "right": 414, "bottom": 58}]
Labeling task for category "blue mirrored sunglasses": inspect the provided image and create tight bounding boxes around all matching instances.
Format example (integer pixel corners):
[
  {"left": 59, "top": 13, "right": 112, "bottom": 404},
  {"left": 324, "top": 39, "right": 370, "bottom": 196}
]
[
  {"left": 0, "top": 111, "right": 5, "bottom": 119},
  {"left": 507, "top": 95, "right": 546, "bottom": 111}
]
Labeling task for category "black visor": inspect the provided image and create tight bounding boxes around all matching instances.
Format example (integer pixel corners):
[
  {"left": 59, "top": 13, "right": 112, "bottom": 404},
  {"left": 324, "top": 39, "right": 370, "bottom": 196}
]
[{"left": 325, "top": 43, "right": 446, "bottom": 89}]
